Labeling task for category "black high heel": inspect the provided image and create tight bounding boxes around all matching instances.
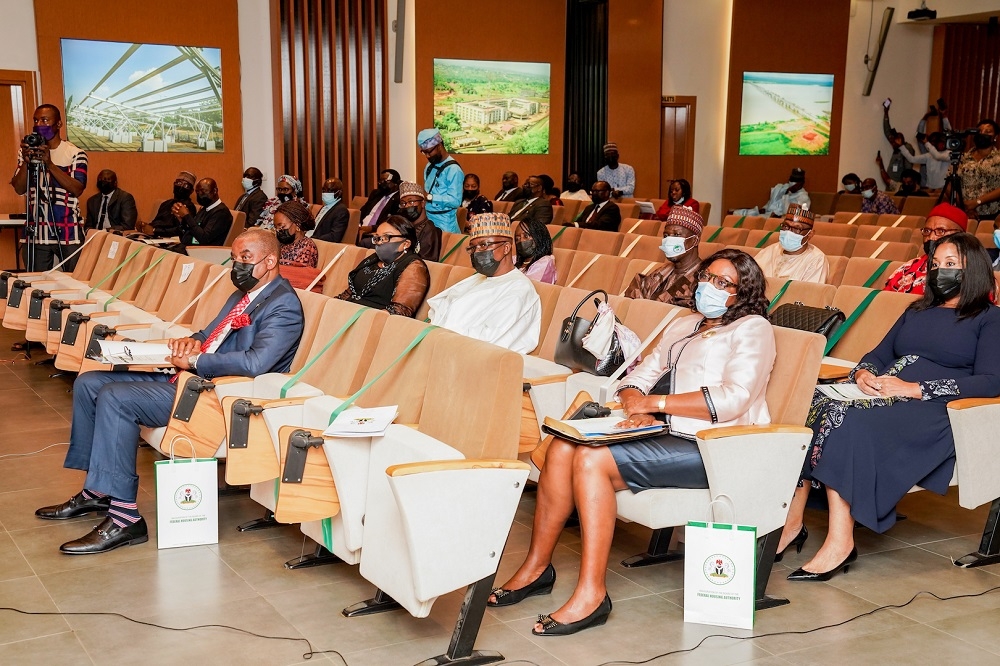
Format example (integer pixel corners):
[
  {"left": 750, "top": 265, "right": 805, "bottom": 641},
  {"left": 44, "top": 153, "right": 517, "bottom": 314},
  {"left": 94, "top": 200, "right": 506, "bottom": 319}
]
[
  {"left": 787, "top": 547, "right": 858, "bottom": 582},
  {"left": 774, "top": 525, "right": 808, "bottom": 563},
  {"left": 487, "top": 564, "right": 556, "bottom": 607},
  {"left": 532, "top": 594, "right": 612, "bottom": 636}
]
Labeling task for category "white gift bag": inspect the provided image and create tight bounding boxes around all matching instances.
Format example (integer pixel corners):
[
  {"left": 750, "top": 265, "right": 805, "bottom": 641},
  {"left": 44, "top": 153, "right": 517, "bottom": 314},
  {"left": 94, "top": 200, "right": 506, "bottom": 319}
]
[
  {"left": 683, "top": 514, "right": 757, "bottom": 630},
  {"left": 155, "top": 436, "right": 219, "bottom": 549}
]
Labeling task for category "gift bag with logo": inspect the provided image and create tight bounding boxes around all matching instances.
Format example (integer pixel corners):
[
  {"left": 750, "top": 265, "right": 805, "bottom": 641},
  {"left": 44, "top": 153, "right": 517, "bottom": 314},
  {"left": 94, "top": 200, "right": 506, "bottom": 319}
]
[
  {"left": 154, "top": 436, "right": 219, "bottom": 549},
  {"left": 683, "top": 504, "right": 756, "bottom": 629}
]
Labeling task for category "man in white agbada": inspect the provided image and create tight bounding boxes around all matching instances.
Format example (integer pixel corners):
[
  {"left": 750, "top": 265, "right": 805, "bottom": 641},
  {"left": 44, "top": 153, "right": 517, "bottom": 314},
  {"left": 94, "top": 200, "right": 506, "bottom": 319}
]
[
  {"left": 754, "top": 204, "right": 830, "bottom": 284},
  {"left": 427, "top": 212, "right": 541, "bottom": 353}
]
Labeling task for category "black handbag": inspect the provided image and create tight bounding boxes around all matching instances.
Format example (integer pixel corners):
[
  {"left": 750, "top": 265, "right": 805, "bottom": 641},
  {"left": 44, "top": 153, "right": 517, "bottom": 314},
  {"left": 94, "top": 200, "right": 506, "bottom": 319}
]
[
  {"left": 553, "top": 289, "right": 626, "bottom": 376},
  {"left": 770, "top": 302, "right": 845, "bottom": 339}
]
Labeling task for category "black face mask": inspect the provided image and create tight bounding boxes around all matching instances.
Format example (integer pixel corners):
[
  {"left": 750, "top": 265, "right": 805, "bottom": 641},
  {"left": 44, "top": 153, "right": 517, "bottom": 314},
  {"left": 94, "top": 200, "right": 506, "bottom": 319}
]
[
  {"left": 427, "top": 152, "right": 444, "bottom": 165},
  {"left": 929, "top": 267, "right": 963, "bottom": 300},
  {"left": 923, "top": 239, "right": 936, "bottom": 256},
  {"left": 401, "top": 206, "right": 422, "bottom": 222},
  {"left": 516, "top": 239, "right": 536, "bottom": 262},
  {"left": 974, "top": 133, "right": 994, "bottom": 150},
  {"left": 521, "top": 185, "right": 535, "bottom": 199},
  {"left": 375, "top": 241, "right": 405, "bottom": 263},
  {"left": 565, "top": 182, "right": 582, "bottom": 192},
  {"left": 174, "top": 186, "right": 192, "bottom": 200},
  {"left": 377, "top": 181, "right": 392, "bottom": 194},
  {"left": 276, "top": 229, "right": 295, "bottom": 245},
  {"left": 463, "top": 189, "right": 479, "bottom": 200},
  {"left": 196, "top": 194, "right": 213, "bottom": 207},
  {"left": 471, "top": 248, "right": 502, "bottom": 277},
  {"left": 230, "top": 259, "right": 263, "bottom": 292},
  {"left": 97, "top": 181, "right": 115, "bottom": 195},
  {"left": 277, "top": 192, "right": 295, "bottom": 203}
]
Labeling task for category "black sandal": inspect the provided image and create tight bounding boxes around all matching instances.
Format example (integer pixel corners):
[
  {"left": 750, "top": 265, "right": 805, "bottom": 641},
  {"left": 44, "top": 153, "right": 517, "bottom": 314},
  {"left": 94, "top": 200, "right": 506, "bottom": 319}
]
[
  {"left": 487, "top": 564, "right": 556, "bottom": 607},
  {"left": 532, "top": 594, "right": 612, "bottom": 636}
]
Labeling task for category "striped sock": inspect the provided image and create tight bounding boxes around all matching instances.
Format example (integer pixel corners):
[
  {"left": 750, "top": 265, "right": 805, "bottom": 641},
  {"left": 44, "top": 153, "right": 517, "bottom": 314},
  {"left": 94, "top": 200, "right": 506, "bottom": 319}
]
[
  {"left": 81, "top": 489, "right": 106, "bottom": 500},
  {"left": 108, "top": 499, "right": 141, "bottom": 528}
]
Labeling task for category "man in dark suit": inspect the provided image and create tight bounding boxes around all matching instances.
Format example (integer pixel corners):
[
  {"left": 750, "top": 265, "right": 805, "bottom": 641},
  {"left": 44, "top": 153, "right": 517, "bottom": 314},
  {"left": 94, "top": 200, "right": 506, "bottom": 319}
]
[
  {"left": 150, "top": 171, "right": 197, "bottom": 236},
  {"left": 172, "top": 178, "right": 233, "bottom": 247},
  {"left": 495, "top": 171, "right": 521, "bottom": 201},
  {"left": 85, "top": 170, "right": 138, "bottom": 232},
  {"left": 507, "top": 175, "right": 553, "bottom": 226},
  {"left": 234, "top": 166, "right": 268, "bottom": 228},
  {"left": 572, "top": 180, "right": 621, "bottom": 231},
  {"left": 312, "top": 176, "right": 351, "bottom": 243},
  {"left": 36, "top": 228, "right": 304, "bottom": 554},
  {"left": 359, "top": 169, "right": 402, "bottom": 229}
]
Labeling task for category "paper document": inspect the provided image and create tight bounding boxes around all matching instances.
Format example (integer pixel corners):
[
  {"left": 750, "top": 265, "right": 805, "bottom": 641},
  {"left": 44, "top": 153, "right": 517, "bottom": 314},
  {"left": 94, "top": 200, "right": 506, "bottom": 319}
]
[
  {"left": 96, "top": 340, "right": 173, "bottom": 365},
  {"left": 637, "top": 201, "right": 656, "bottom": 215},
  {"left": 816, "top": 383, "right": 874, "bottom": 402},
  {"left": 323, "top": 405, "right": 399, "bottom": 438}
]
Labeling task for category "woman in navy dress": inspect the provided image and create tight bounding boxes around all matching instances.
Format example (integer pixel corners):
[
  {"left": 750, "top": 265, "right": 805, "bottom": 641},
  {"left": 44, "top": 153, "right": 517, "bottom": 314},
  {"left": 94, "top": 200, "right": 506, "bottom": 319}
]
[{"left": 777, "top": 233, "right": 1000, "bottom": 581}]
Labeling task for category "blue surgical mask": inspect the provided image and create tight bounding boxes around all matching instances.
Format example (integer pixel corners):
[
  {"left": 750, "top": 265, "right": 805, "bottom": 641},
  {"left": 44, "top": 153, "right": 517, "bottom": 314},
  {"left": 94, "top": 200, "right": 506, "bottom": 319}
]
[
  {"left": 695, "top": 281, "right": 731, "bottom": 319},
  {"left": 844, "top": 183, "right": 856, "bottom": 192},
  {"left": 993, "top": 229, "right": 1000, "bottom": 250},
  {"left": 321, "top": 192, "right": 340, "bottom": 206},
  {"left": 862, "top": 189, "right": 875, "bottom": 199},
  {"left": 242, "top": 177, "right": 254, "bottom": 191},
  {"left": 779, "top": 229, "right": 805, "bottom": 253}
]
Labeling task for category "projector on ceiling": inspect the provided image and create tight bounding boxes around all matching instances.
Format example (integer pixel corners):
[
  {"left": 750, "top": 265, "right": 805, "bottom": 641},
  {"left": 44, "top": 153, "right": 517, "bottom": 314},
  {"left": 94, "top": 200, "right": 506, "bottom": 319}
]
[{"left": 907, "top": 6, "right": 937, "bottom": 21}]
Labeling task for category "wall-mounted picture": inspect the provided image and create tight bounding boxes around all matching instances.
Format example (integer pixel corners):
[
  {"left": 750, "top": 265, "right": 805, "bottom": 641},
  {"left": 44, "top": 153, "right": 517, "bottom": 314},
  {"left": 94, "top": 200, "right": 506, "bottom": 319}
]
[
  {"left": 60, "top": 38, "right": 223, "bottom": 153},
  {"left": 433, "top": 58, "right": 550, "bottom": 155},
  {"left": 739, "top": 72, "right": 833, "bottom": 156}
]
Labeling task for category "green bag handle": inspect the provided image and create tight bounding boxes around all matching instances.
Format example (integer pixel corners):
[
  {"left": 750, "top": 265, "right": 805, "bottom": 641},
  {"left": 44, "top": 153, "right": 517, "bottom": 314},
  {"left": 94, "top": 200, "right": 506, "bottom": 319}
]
[
  {"left": 86, "top": 247, "right": 142, "bottom": 298},
  {"left": 551, "top": 226, "right": 569, "bottom": 242},
  {"left": 439, "top": 235, "right": 468, "bottom": 262},
  {"left": 732, "top": 215, "right": 747, "bottom": 229},
  {"left": 862, "top": 260, "right": 892, "bottom": 288},
  {"left": 103, "top": 254, "right": 166, "bottom": 311},
  {"left": 706, "top": 226, "right": 723, "bottom": 243},
  {"left": 767, "top": 280, "right": 793, "bottom": 313},
  {"left": 755, "top": 231, "right": 776, "bottom": 248},
  {"left": 824, "top": 290, "right": 879, "bottom": 355},
  {"left": 279, "top": 309, "right": 366, "bottom": 398}
]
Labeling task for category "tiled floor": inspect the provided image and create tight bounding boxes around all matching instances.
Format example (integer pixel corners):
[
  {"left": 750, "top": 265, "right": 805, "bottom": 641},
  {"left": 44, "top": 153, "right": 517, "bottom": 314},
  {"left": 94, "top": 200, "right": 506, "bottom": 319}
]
[{"left": 3, "top": 328, "right": 1000, "bottom": 665}]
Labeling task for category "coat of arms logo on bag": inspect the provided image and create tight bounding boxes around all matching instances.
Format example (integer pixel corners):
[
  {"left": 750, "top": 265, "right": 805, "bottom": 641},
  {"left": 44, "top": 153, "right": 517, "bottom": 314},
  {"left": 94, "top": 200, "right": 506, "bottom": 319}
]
[{"left": 703, "top": 554, "right": 736, "bottom": 584}]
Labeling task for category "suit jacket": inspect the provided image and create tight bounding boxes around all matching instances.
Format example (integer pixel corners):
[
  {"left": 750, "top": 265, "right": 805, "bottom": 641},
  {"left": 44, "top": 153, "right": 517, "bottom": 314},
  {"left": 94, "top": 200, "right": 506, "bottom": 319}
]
[
  {"left": 191, "top": 276, "right": 304, "bottom": 379},
  {"left": 359, "top": 189, "right": 400, "bottom": 227},
  {"left": 151, "top": 198, "right": 196, "bottom": 236},
  {"left": 180, "top": 201, "right": 233, "bottom": 246},
  {"left": 508, "top": 197, "right": 553, "bottom": 226},
  {"left": 233, "top": 187, "right": 268, "bottom": 228},
  {"left": 495, "top": 187, "right": 522, "bottom": 202},
  {"left": 85, "top": 189, "right": 138, "bottom": 232},
  {"left": 313, "top": 202, "right": 351, "bottom": 243},
  {"left": 574, "top": 201, "right": 621, "bottom": 232}
]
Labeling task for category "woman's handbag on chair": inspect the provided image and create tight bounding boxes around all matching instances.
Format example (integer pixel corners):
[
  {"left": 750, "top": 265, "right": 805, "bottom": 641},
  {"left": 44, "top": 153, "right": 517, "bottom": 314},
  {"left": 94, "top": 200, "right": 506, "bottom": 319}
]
[
  {"left": 554, "top": 290, "right": 638, "bottom": 376},
  {"left": 769, "top": 302, "right": 845, "bottom": 339}
]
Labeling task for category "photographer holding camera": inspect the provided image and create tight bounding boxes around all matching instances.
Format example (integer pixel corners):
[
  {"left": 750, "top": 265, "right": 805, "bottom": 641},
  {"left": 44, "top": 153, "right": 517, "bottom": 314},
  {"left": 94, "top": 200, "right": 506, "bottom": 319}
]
[
  {"left": 956, "top": 119, "right": 1000, "bottom": 221},
  {"left": 9, "top": 104, "right": 88, "bottom": 271}
]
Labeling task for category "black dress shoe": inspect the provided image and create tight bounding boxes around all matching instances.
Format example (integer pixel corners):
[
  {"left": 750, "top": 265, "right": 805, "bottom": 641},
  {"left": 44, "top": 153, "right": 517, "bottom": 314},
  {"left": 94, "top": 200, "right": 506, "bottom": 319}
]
[
  {"left": 532, "top": 594, "right": 612, "bottom": 636},
  {"left": 488, "top": 564, "right": 556, "bottom": 607},
  {"left": 787, "top": 547, "right": 858, "bottom": 582},
  {"left": 35, "top": 492, "right": 111, "bottom": 520},
  {"left": 774, "top": 525, "right": 808, "bottom": 563},
  {"left": 59, "top": 517, "right": 148, "bottom": 555}
]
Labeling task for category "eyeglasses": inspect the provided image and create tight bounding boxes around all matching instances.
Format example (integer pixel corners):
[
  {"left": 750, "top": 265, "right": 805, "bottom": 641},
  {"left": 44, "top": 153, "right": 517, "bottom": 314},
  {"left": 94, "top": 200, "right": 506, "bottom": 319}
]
[
  {"left": 466, "top": 240, "right": 506, "bottom": 254},
  {"left": 779, "top": 223, "right": 811, "bottom": 235},
  {"left": 920, "top": 228, "right": 959, "bottom": 238},
  {"left": 697, "top": 270, "right": 738, "bottom": 291},
  {"left": 371, "top": 234, "right": 405, "bottom": 245}
]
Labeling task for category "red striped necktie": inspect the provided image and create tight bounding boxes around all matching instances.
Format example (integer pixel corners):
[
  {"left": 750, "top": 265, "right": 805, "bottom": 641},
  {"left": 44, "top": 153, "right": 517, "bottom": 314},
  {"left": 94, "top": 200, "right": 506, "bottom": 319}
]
[{"left": 169, "top": 293, "right": 250, "bottom": 383}]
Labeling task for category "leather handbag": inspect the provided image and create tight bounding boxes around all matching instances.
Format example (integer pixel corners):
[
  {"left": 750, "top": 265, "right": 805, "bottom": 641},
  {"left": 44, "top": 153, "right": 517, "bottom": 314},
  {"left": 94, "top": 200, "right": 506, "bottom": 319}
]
[
  {"left": 553, "top": 290, "right": 626, "bottom": 376},
  {"left": 770, "top": 302, "right": 845, "bottom": 339}
]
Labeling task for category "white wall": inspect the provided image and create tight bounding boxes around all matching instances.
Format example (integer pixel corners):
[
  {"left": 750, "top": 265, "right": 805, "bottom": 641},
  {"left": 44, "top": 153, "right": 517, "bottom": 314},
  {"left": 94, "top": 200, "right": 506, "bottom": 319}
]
[
  {"left": 662, "top": 0, "right": 733, "bottom": 224},
  {"left": 237, "top": 0, "right": 276, "bottom": 194},
  {"left": 0, "top": 1, "right": 39, "bottom": 73},
  {"left": 387, "top": 0, "right": 417, "bottom": 182}
]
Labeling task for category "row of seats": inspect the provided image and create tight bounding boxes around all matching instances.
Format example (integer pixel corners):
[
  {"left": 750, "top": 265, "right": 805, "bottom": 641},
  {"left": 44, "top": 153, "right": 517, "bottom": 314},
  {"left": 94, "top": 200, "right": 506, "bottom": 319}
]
[{"left": 808, "top": 191, "right": 940, "bottom": 217}]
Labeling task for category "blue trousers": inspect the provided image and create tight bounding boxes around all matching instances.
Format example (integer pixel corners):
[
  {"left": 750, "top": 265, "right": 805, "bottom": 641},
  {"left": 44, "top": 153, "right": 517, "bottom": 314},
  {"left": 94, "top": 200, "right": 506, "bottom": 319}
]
[{"left": 64, "top": 371, "right": 175, "bottom": 502}]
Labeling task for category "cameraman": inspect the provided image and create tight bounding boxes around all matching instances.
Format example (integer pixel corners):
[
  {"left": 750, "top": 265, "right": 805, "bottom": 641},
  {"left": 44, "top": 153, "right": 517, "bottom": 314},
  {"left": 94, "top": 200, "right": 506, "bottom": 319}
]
[
  {"left": 9, "top": 104, "right": 88, "bottom": 270},
  {"left": 958, "top": 119, "right": 1000, "bottom": 221}
]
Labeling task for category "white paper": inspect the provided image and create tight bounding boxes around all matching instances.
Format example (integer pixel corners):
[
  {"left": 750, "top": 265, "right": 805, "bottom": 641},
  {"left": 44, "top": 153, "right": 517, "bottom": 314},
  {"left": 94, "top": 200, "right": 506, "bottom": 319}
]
[
  {"left": 96, "top": 340, "right": 173, "bottom": 365},
  {"left": 816, "top": 383, "right": 873, "bottom": 401},
  {"left": 637, "top": 201, "right": 656, "bottom": 215},
  {"left": 179, "top": 263, "right": 195, "bottom": 283},
  {"left": 107, "top": 240, "right": 120, "bottom": 259},
  {"left": 323, "top": 405, "right": 399, "bottom": 438}
]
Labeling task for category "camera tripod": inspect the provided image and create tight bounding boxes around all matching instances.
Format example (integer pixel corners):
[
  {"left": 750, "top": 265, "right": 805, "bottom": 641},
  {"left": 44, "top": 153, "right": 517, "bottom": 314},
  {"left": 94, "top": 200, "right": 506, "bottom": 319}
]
[{"left": 23, "top": 159, "right": 66, "bottom": 273}]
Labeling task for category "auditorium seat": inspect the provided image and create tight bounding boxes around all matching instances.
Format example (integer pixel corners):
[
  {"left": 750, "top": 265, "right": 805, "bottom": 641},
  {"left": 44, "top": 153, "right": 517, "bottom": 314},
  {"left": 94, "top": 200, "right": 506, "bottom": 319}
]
[
  {"left": 559, "top": 251, "right": 630, "bottom": 293},
  {"left": 833, "top": 211, "right": 878, "bottom": 226},
  {"left": 618, "top": 202, "right": 640, "bottom": 219},
  {"left": 491, "top": 200, "right": 513, "bottom": 215},
  {"left": 456, "top": 206, "right": 468, "bottom": 231},
  {"left": 560, "top": 199, "right": 583, "bottom": 221},
  {"left": 838, "top": 256, "right": 905, "bottom": 288},
  {"left": 698, "top": 241, "right": 726, "bottom": 257},
  {"left": 319, "top": 245, "right": 372, "bottom": 298},
  {"left": 547, "top": 224, "right": 581, "bottom": 250},
  {"left": 855, "top": 225, "right": 915, "bottom": 243},
  {"left": 223, "top": 210, "right": 247, "bottom": 246},
  {"left": 810, "top": 235, "right": 854, "bottom": 258},
  {"left": 722, "top": 214, "right": 765, "bottom": 230},
  {"left": 550, "top": 205, "right": 566, "bottom": 226},
  {"left": 765, "top": 277, "right": 837, "bottom": 309},
  {"left": 618, "top": 258, "right": 663, "bottom": 296},
  {"left": 811, "top": 220, "right": 857, "bottom": 238},
  {"left": 835, "top": 193, "right": 863, "bottom": 212},
  {"left": 619, "top": 234, "right": 669, "bottom": 262},
  {"left": 745, "top": 229, "right": 778, "bottom": 248},
  {"left": 413, "top": 260, "right": 453, "bottom": 321},
  {"left": 700, "top": 201, "right": 712, "bottom": 226},
  {"left": 808, "top": 192, "right": 838, "bottom": 216},
  {"left": 874, "top": 213, "right": 924, "bottom": 229},
  {"left": 701, "top": 226, "right": 748, "bottom": 246},
  {"left": 575, "top": 228, "right": 622, "bottom": 255},
  {"left": 901, "top": 196, "right": 937, "bottom": 217},
  {"left": 852, "top": 239, "right": 919, "bottom": 261},
  {"left": 826, "top": 286, "right": 920, "bottom": 363},
  {"left": 621, "top": 218, "right": 664, "bottom": 236},
  {"left": 350, "top": 195, "right": 368, "bottom": 209},
  {"left": 438, "top": 233, "right": 472, "bottom": 267}
]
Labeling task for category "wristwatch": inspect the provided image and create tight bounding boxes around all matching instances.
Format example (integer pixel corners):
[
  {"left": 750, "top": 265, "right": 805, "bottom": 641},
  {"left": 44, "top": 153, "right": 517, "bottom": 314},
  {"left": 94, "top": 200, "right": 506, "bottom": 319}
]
[
  {"left": 657, "top": 395, "right": 667, "bottom": 412},
  {"left": 188, "top": 352, "right": 201, "bottom": 369}
]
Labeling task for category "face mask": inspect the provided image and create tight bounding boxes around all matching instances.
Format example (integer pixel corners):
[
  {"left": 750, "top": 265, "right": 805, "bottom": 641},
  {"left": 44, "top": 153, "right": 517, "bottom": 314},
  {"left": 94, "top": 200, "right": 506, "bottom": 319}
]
[
  {"left": 97, "top": 181, "right": 115, "bottom": 195},
  {"left": 464, "top": 189, "right": 479, "bottom": 200},
  {"left": 321, "top": 192, "right": 340, "bottom": 206},
  {"left": 377, "top": 181, "right": 392, "bottom": 194},
  {"left": 427, "top": 152, "right": 444, "bottom": 164},
  {"left": 928, "top": 268, "right": 963, "bottom": 300},
  {"left": 242, "top": 177, "right": 254, "bottom": 191},
  {"left": 993, "top": 229, "right": 1000, "bottom": 250},
  {"left": 591, "top": 195, "right": 604, "bottom": 205},
  {"left": 660, "top": 236, "right": 688, "bottom": 259},
  {"left": 695, "top": 281, "right": 731, "bottom": 319},
  {"left": 230, "top": 258, "right": 264, "bottom": 292},
  {"left": 277, "top": 192, "right": 295, "bottom": 203},
  {"left": 565, "top": 182, "right": 582, "bottom": 192},
  {"left": 276, "top": 229, "right": 295, "bottom": 245},
  {"left": 779, "top": 229, "right": 805, "bottom": 253},
  {"left": 516, "top": 239, "right": 536, "bottom": 262},
  {"left": 375, "top": 240, "right": 405, "bottom": 263},
  {"left": 605, "top": 156, "right": 618, "bottom": 166},
  {"left": 34, "top": 124, "right": 57, "bottom": 141},
  {"left": 672, "top": 197, "right": 684, "bottom": 205},
  {"left": 844, "top": 183, "right": 856, "bottom": 192},
  {"left": 522, "top": 185, "right": 535, "bottom": 199},
  {"left": 401, "top": 205, "right": 422, "bottom": 221},
  {"left": 471, "top": 248, "right": 501, "bottom": 277},
  {"left": 174, "top": 186, "right": 192, "bottom": 200},
  {"left": 974, "top": 133, "right": 994, "bottom": 150},
  {"left": 861, "top": 189, "right": 874, "bottom": 199},
  {"left": 196, "top": 194, "right": 213, "bottom": 207}
]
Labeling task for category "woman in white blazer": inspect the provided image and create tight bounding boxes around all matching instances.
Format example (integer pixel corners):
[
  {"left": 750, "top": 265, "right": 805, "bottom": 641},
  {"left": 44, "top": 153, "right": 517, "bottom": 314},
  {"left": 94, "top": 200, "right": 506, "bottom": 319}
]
[{"left": 488, "top": 249, "right": 777, "bottom": 637}]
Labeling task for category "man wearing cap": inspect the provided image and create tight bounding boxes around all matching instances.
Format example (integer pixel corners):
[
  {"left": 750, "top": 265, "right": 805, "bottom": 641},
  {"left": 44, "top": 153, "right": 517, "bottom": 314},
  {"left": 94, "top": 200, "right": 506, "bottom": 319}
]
[
  {"left": 860, "top": 177, "right": 900, "bottom": 215},
  {"left": 417, "top": 128, "right": 464, "bottom": 234},
  {"left": 623, "top": 207, "right": 704, "bottom": 307},
  {"left": 361, "top": 181, "right": 441, "bottom": 262},
  {"left": 763, "top": 168, "right": 810, "bottom": 217},
  {"left": 884, "top": 203, "right": 968, "bottom": 294},
  {"left": 596, "top": 143, "right": 635, "bottom": 198},
  {"left": 151, "top": 171, "right": 198, "bottom": 237},
  {"left": 754, "top": 204, "right": 829, "bottom": 284},
  {"left": 572, "top": 180, "right": 621, "bottom": 231},
  {"left": 427, "top": 212, "right": 541, "bottom": 354}
]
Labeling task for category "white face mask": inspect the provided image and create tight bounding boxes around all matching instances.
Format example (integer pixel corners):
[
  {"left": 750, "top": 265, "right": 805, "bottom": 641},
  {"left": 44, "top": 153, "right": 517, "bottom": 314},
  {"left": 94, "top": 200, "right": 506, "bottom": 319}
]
[
  {"left": 862, "top": 189, "right": 875, "bottom": 199},
  {"left": 660, "top": 236, "right": 689, "bottom": 259},
  {"left": 695, "top": 281, "right": 732, "bottom": 319},
  {"left": 844, "top": 183, "right": 856, "bottom": 192},
  {"left": 779, "top": 229, "right": 805, "bottom": 252},
  {"left": 242, "top": 177, "right": 253, "bottom": 191}
]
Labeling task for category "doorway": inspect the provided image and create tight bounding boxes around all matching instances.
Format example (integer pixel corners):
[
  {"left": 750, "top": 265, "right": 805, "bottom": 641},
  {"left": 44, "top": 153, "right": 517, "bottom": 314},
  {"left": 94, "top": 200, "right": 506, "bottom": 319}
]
[
  {"left": 0, "top": 70, "right": 38, "bottom": 215},
  {"left": 660, "top": 96, "right": 696, "bottom": 199}
]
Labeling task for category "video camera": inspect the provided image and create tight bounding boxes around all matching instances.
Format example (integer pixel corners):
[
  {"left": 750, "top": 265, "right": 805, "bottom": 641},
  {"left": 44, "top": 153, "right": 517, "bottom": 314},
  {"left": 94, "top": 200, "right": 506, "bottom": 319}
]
[
  {"left": 22, "top": 132, "right": 46, "bottom": 165},
  {"left": 944, "top": 128, "right": 978, "bottom": 155}
]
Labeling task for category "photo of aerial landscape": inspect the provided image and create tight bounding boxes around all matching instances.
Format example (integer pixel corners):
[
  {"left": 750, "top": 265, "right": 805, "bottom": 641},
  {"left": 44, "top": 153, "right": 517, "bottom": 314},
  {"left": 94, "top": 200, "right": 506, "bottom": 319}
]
[
  {"left": 432, "top": 59, "right": 550, "bottom": 155},
  {"left": 739, "top": 72, "right": 833, "bottom": 156}
]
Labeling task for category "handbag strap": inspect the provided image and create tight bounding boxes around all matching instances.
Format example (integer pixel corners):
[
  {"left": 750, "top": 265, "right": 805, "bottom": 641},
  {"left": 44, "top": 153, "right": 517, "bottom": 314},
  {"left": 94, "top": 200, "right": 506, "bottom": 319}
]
[
  {"left": 824, "top": 289, "right": 879, "bottom": 355},
  {"left": 767, "top": 280, "right": 792, "bottom": 313},
  {"left": 567, "top": 289, "right": 609, "bottom": 325},
  {"left": 862, "top": 260, "right": 892, "bottom": 288},
  {"left": 279, "top": 308, "right": 366, "bottom": 398}
]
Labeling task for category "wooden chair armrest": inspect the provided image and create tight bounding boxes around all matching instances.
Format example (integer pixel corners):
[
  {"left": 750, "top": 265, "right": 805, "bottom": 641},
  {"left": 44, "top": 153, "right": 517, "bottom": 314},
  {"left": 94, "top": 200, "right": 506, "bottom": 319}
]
[
  {"left": 112, "top": 323, "right": 156, "bottom": 331},
  {"left": 948, "top": 397, "right": 1000, "bottom": 411},
  {"left": 87, "top": 311, "right": 120, "bottom": 319},
  {"left": 65, "top": 299, "right": 98, "bottom": 306},
  {"left": 47, "top": 288, "right": 81, "bottom": 294},
  {"left": 213, "top": 376, "right": 253, "bottom": 386},
  {"left": 696, "top": 424, "right": 813, "bottom": 440},
  {"left": 257, "top": 397, "right": 312, "bottom": 409},
  {"left": 523, "top": 373, "right": 573, "bottom": 387},
  {"left": 818, "top": 364, "right": 851, "bottom": 381},
  {"left": 386, "top": 459, "right": 529, "bottom": 477}
]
